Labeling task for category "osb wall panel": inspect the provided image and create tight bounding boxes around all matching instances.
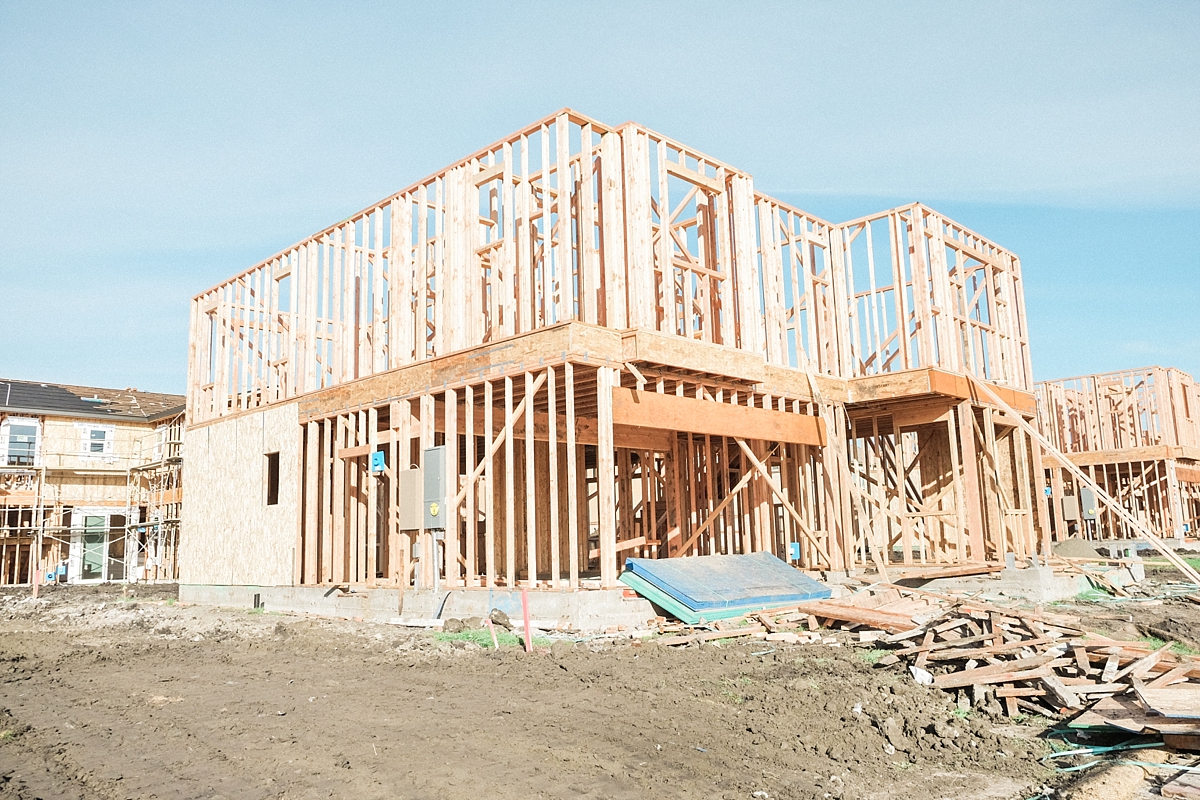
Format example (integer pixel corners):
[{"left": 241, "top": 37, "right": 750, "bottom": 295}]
[
  {"left": 43, "top": 476, "right": 128, "bottom": 508},
  {"left": 38, "top": 417, "right": 158, "bottom": 471},
  {"left": 180, "top": 401, "right": 299, "bottom": 586}
]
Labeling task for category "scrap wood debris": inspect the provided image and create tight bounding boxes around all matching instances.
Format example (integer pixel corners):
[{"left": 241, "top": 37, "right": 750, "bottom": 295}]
[{"left": 654, "top": 582, "right": 1200, "bottom": 744}]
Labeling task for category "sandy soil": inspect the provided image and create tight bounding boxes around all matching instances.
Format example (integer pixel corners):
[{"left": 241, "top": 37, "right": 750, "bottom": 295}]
[{"left": 0, "top": 584, "right": 1062, "bottom": 800}]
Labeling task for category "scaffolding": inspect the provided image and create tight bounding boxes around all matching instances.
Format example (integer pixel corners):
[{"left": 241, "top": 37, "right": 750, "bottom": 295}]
[{"left": 0, "top": 405, "right": 184, "bottom": 586}]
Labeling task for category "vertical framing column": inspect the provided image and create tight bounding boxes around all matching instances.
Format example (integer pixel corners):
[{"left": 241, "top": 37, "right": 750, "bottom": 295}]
[
  {"left": 565, "top": 363, "right": 580, "bottom": 588},
  {"left": 418, "top": 394, "right": 435, "bottom": 588},
  {"left": 444, "top": 388, "right": 460, "bottom": 586},
  {"left": 981, "top": 408, "right": 1005, "bottom": 558},
  {"left": 484, "top": 380, "right": 497, "bottom": 587},
  {"left": 596, "top": 366, "right": 617, "bottom": 587},
  {"left": 547, "top": 366, "right": 561, "bottom": 588},
  {"left": 504, "top": 376, "right": 516, "bottom": 587},
  {"left": 331, "top": 415, "right": 347, "bottom": 584},
  {"left": 465, "top": 385, "right": 476, "bottom": 586},
  {"left": 304, "top": 420, "right": 320, "bottom": 584},
  {"left": 524, "top": 371, "right": 537, "bottom": 586},
  {"left": 1166, "top": 459, "right": 1185, "bottom": 539},
  {"left": 956, "top": 402, "right": 987, "bottom": 561},
  {"left": 366, "top": 407, "right": 379, "bottom": 586}
]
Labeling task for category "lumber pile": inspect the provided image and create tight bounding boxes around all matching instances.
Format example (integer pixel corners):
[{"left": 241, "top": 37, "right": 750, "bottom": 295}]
[
  {"left": 653, "top": 583, "right": 1200, "bottom": 735},
  {"left": 822, "top": 585, "right": 1200, "bottom": 721},
  {"left": 835, "top": 586, "right": 1200, "bottom": 727}
]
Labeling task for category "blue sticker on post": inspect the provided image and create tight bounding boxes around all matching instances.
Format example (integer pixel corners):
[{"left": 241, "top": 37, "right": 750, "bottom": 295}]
[{"left": 370, "top": 450, "right": 386, "bottom": 473}]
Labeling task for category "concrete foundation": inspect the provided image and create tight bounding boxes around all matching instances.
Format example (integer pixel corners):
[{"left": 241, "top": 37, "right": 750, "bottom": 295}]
[
  {"left": 920, "top": 567, "right": 1090, "bottom": 604},
  {"left": 994, "top": 566, "right": 1088, "bottom": 604},
  {"left": 179, "top": 584, "right": 656, "bottom": 632}
]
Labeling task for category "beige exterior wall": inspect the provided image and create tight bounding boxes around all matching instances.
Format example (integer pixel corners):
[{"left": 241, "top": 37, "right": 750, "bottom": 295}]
[
  {"left": 179, "top": 401, "right": 299, "bottom": 586},
  {"left": 2, "top": 414, "right": 165, "bottom": 509}
]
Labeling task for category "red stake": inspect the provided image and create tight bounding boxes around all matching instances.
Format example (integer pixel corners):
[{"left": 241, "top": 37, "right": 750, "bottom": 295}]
[
  {"left": 521, "top": 587, "right": 533, "bottom": 653},
  {"left": 484, "top": 618, "right": 500, "bottom": 650}
]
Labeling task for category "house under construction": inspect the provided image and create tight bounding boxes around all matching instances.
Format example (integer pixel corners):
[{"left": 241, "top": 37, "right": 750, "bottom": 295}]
[
  {"left": 0, "top": 380, "right": 185, "bottom": 586},
  {"left": 181, "top": 109, "right": 1048, "bottom": 613},
  {"left": 1036, "top": 366, "right": 1200, "bottom": 543}
]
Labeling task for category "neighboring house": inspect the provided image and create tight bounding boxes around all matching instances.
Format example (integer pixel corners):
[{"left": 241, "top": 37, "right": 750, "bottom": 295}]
[
  {"left": 0, "top": 380, "right": 185, "bottom": 585},
  {"left": 1036, "top": 366, "right": 1200, "bottom": 542}
]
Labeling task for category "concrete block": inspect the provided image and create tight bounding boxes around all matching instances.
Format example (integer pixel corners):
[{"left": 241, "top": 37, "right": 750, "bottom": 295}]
[{"left": 996, "top": 566, "right": 1087, "bottom": 604}]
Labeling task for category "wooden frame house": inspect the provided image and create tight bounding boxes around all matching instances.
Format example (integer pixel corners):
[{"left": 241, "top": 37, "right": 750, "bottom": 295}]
[
  {"left": 182, "top": 109, "right": 1046, "bottom": 600},
  {"left": 1037, "top": 367, "right": 1200, "bottom": 542}
]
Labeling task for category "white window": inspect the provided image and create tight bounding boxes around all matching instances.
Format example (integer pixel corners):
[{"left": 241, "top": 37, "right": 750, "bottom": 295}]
[
  {"left": 153, "top": 424, "right": 167, "bottom": 460},
  {"left": 0, "top": 417, "right": 40, "bottom": 467},
  {"left": 77, "top": 423, "right": 116, "bottom": 460}
]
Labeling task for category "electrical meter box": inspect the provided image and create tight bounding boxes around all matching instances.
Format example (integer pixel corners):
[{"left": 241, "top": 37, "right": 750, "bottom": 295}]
[
  {"left": 423, "top": 445, "right": 446, "bottom": 530},
  {"left": 1080, "top": 487, "right": 1099, "bottom": 521}
]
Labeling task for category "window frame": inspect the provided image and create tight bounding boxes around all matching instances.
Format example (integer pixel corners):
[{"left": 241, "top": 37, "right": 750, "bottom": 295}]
[
  {"left": 77, "top": 422, "right": 116, "bottom": 460},
  {"left": 1, "top": 416, "right": 41, "bottom": 467}
]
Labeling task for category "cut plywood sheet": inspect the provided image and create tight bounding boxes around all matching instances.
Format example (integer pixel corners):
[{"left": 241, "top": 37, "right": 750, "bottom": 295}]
[
  {"left": 1162, "top": 769, "right": 1200, "bottom": 799},
  {"left": 622, "top": 551, "right": 830, "bottom": 614},
  {"left": 1137, "top": 684, "right": 1200, "bottom": 720},
  {"left": 1070, "top": 694, "right": 1200, "bottom": 735}
]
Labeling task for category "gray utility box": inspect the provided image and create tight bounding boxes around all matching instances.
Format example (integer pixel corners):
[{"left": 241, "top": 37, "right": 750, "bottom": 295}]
[
  {"left": 398, "top": 468, "right": 423, "bottom": 530},
  {"left": 1062, "top": 495, "right": 1080, "bottom": 522},
  {"left": 423, "top": 445, "right": 446, "bottom": 530},
  {"left": 1080, "top": 487, "right": 1099, "bottom": 521}
]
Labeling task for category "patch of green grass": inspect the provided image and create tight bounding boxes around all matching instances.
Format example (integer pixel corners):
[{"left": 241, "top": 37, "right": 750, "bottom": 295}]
[
  {"left": 952, "top": 707, "right": 972, "bottom": 719},
  {"left": 720, "top": 689, "right": 745, "bottom": 705},
  {"left": 856, "top": 648, "right": 888, "bottom": 665},
  {"left": 165, "top": 598, "right": 176, "bottom": 606},
  {"left": 247, "top": 607, "right": 265, "bottom": 615},
  {"left": 1142, "top": 555, "right": 1200, "bottom": 570},
  {"left": 1136, "top": 636, "right": 1200, "bottom": 656},
  {"left": 0, "top": 730, "right": 15, "bottom": 740},
  {"left": 432, "top": 628, "right": 552, "bottom": 649}
]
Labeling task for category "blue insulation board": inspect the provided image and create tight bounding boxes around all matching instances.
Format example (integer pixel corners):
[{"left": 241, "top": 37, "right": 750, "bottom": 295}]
[{"left": 621, "top": 551, "right": 831, "bottom": 612}]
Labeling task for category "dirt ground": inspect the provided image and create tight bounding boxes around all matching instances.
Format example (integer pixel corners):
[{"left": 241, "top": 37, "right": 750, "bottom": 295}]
[{"left": 0, "top": 584, "right": 1068, "bottom": 800}]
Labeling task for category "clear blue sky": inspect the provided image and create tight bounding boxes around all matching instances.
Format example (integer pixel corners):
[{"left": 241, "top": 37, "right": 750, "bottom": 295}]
[{"left": 1, "top": 1, "right": 1197, "bottom": 393}]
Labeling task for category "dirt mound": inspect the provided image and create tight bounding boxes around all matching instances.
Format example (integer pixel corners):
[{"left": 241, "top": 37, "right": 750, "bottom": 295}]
[{"left": 1054, "top": 537, "right": 1103, "bottom": 559}]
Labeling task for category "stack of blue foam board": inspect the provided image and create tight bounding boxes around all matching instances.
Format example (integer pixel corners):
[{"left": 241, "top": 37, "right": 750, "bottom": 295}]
[{"left": 619, "top": 551, "right": 831, "bottom": 624}]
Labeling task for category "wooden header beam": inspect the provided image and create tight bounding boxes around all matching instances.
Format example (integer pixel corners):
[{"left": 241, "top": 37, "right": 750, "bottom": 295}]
[{"left": 610, "top": 387, "right": 826, "bottom": 446}]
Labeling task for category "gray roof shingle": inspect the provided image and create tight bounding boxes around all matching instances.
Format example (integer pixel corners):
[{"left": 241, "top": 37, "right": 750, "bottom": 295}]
[{"left": 0, "top": 380, "right": 185, "bottom": 423}]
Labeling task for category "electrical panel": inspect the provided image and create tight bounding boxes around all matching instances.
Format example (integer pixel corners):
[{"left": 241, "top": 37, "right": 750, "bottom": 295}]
[
  {"left": 423, "top": 445, "right": 446, "bottom": 530},
  {"left": 1080, "top": 487, "right": 1098, "bottom": 521}
]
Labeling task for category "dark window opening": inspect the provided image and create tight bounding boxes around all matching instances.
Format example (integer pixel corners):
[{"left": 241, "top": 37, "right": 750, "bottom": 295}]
[{"left": 266, "top": 452, "right": 280, "bottom": 506}]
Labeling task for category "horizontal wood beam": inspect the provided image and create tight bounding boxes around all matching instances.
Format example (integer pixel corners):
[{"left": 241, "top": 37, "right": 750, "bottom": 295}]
[
  {"left": 611, "top": 387, "right": 825, "bottom": 446},
  {"left": 850, "top": 367, "right": 1036, "bottom": 415}
]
